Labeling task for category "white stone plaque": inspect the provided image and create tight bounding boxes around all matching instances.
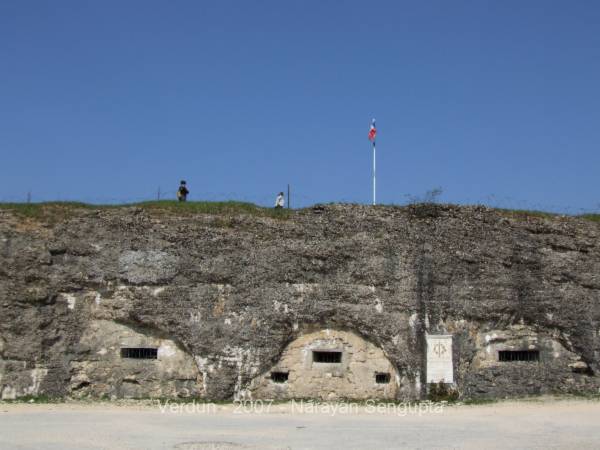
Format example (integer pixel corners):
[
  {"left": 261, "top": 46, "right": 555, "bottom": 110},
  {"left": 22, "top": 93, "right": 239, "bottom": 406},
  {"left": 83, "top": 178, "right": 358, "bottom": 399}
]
[{"left": 426, "top": 334, "right": 453, "bottom": 383}]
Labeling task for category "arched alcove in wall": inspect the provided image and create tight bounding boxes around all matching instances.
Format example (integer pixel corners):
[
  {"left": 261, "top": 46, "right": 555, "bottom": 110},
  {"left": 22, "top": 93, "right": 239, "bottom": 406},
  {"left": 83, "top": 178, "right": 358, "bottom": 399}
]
[
  {"left": 69, "top": 320, "right": 202, "bottom": 399},
  {"left": 248, "top": 329, "right": 399, "bottom": 400}
]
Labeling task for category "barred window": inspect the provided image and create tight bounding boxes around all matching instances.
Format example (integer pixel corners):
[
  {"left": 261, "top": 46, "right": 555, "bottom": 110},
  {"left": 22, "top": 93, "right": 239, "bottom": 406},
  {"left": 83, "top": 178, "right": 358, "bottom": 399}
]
[
  {"left": 375, "top": 373, "right": 391, "bottom": 384},
  {"left": 498, "top": 350, "right": 539, "bottom": 362},
  {"left": 313, "top": 351, "right": 342, "bottom": 363},
  {"left": 270, "top": 372, "right": 289, "bottom": 383},
  {"left": 120, "top": 348, "right": 158, "bottom": 359}
]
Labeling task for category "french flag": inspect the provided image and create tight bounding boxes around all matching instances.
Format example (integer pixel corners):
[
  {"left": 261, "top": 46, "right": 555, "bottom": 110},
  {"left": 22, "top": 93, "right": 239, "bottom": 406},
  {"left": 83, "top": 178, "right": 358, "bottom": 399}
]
[{"left": 368, "top": 119, "right": 377, "bottom": 142}]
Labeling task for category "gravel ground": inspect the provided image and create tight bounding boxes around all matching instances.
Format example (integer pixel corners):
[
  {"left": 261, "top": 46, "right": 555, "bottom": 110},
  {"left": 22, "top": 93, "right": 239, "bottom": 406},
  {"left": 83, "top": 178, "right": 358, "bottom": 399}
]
[{"left": 1, "top": 398, "right": 599, "bottom": 449}]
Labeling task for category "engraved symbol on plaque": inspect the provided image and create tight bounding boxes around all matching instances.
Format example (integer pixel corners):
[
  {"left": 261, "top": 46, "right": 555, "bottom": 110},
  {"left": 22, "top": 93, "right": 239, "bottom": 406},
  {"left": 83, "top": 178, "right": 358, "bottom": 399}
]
[
  {"left": 433, "top": 343, "right": 447, "bottom": 357},
  {"left": 427, "top": 335, "right": 454, "bottom": 383}
]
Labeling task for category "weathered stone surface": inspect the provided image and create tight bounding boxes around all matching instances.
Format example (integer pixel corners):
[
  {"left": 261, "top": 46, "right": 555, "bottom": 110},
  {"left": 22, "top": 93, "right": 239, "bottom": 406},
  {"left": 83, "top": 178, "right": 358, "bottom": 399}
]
[
  {"left": 248, "top": 329, "right": 399, "bottom": 400},
  {"left": 118, "top": 250, "right": 179, "bottom": 285},
  {"left": 0, "top": 204, "right": 599, "bottom": 400},
  {"left": 70, "top": 320, "right": 201, "bottom": 399}
]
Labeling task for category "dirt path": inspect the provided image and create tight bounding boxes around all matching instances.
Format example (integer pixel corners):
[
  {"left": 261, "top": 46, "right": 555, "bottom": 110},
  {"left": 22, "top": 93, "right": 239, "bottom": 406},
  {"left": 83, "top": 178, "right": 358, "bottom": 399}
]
[{"left": 1, "top": 398, "right": 599, "bottom": 449}]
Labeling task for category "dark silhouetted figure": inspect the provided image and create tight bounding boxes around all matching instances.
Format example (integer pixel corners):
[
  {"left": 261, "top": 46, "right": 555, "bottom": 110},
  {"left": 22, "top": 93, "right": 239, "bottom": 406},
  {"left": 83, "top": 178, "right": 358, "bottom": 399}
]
[{"left": 177, "top": 180, "right": 189, "bottom": 202}]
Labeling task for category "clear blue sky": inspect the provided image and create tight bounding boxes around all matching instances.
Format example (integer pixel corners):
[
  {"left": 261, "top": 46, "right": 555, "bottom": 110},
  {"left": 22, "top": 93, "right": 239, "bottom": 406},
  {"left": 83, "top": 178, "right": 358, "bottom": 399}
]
[{"left": 1, "top": 1, "right": 599, "bottom": 211}]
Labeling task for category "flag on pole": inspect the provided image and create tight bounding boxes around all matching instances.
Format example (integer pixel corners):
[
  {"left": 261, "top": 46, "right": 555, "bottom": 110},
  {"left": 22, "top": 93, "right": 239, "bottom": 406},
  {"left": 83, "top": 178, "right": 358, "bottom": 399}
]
[{"left": 368, "top": 119, "right": 377, "bottom": 142}]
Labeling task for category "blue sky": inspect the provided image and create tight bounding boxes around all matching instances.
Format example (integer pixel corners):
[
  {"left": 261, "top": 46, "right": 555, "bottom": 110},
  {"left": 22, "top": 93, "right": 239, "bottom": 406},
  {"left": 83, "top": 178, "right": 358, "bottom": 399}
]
[{"left": 1, "top": 1, "right": 599, "bottom": 211}]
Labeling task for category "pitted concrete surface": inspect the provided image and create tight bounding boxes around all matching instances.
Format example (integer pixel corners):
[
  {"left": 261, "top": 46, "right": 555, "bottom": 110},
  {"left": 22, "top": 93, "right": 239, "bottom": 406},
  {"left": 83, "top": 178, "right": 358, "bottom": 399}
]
[
  {"left": 2, "top": 204, "right": 600, "bottom": 402},
  {"left": 248, "top": 329, "right": 400, "bottom": 400},
  {"left": 1, "top": 399, "right": 599, "bottom": 449}
]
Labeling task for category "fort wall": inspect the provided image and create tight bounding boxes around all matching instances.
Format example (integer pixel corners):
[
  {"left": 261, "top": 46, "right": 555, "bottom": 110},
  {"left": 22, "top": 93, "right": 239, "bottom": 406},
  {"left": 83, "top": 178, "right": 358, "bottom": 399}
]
[{"left": 0, "top": 203, "right": 598, "bottom": 400}]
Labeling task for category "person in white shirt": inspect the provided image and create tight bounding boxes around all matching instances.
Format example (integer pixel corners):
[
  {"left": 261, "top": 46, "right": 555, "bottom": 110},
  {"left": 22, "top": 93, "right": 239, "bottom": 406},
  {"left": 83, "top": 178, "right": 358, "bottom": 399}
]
[{"left": 275, "top": 192, "right": 285, "bottom": 208}]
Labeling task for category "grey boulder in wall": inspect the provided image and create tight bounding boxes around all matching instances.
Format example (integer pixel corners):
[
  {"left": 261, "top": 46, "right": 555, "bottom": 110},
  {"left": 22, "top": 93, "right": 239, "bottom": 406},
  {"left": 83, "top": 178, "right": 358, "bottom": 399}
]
[{"left": 118, "top": 250, "right": 178, "bottom": 284}]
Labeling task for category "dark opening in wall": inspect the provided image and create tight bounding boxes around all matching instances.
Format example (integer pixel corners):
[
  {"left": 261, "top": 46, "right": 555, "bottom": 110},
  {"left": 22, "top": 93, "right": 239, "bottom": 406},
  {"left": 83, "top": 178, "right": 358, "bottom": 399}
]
[
  {"left": 270, "top": 372, "right": 289, "bottom": 383},
  {"left": 498, "top": 350, "right": 539, "bottom": 362},
  {"left": 121, "top": 348, "right": 158, "bottom": 359},
  {"left": 375, "top": 373, "right": 391, "bottom": 384},
  {"left": 313, "top": 351, "right": 342, "bottom": 363}
]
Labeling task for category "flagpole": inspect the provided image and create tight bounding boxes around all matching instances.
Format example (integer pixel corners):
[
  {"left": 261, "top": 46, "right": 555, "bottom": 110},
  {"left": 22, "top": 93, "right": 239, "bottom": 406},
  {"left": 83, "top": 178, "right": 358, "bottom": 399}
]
[
  {"left": 373, "top": 140, "right": 376, "bottom": 206},
  {"left": 368, "top": 118, "right": 377, "bottom": 206}
]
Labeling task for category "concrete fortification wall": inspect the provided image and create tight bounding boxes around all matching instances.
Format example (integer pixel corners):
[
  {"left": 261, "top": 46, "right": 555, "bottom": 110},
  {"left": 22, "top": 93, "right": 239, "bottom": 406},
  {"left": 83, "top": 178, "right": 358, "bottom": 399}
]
[{"left": 0, "top": 203, "right": 599, "bottom": 401}]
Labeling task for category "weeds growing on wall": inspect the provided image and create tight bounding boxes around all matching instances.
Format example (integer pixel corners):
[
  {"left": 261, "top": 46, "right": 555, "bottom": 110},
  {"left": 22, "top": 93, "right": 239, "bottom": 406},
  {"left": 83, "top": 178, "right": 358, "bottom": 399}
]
[
  {"left": 427, "top": 381, "right": 459, "bottom": 402},
  {"left": 0, "top": 394, "right": 64, "bottom": 404}
]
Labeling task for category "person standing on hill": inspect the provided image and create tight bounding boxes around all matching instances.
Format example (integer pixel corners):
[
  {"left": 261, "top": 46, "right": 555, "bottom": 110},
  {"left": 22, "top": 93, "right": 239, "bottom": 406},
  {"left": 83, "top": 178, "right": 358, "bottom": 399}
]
[
  {"left": 274, "top": 192, "right": 285, "bottom": 208},
  {"left": 177, "top": 180, "right": 189, "bottom": 202}
]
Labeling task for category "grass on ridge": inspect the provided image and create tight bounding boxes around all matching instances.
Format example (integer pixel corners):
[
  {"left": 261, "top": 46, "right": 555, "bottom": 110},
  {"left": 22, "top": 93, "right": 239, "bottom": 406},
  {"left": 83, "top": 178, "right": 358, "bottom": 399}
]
[
  {"left": 0, "top": 200, "right": 291, "bottom": 221},
  {"left": 498, "top": 208, "right": 600, "bottom": 223},
  {"left": 1, "top": 201, "right": 599, "bottom": 224},
  {"left": 495, "top": 208, "right": 559, "bottom": 220},
  {"left": 579, "top": 214, "right": 600, "bottom": 222},
  {"left": 135, "top": 200, "right": 288, "bottom": 216}
]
